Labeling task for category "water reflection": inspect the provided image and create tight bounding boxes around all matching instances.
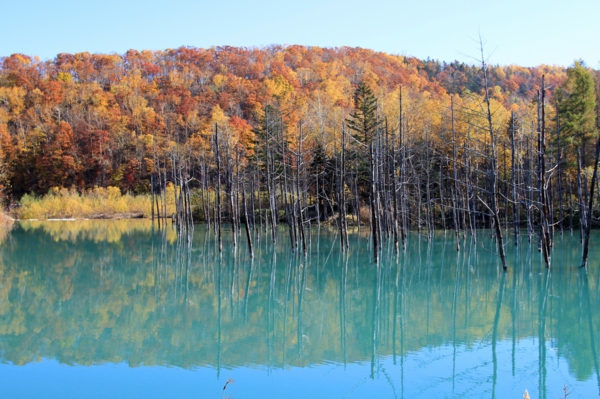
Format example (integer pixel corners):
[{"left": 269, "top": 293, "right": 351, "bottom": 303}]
[{"left": 0, "top": 222, "right": 599, "bottom": 398}]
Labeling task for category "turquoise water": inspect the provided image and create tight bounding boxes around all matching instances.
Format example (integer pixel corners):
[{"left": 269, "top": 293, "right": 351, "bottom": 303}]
[{"left": 0, "top": 220, "right": 599, "bottom": 398}]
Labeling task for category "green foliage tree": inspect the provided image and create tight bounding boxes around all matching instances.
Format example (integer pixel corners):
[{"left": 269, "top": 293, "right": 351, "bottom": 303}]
[
  {"left": 345, "top": 82, "right": 383, "bottom": 201},
  {"left": 557, "top": 61, "right": 598, "bottom": 167},
  {"left": 346, "top": 82, "right": 380, "bottom": 145}
]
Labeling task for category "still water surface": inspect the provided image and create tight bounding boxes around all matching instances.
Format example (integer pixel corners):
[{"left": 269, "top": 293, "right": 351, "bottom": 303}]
[{"left": 0, "top": 221, "right": 599, "bottom": 398}]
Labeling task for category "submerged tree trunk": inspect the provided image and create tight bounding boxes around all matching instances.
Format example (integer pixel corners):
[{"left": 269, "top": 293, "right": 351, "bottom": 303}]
[
  {"left": 581, "top": 130, "right": 600, "bottom": 268},
  {"left": 215, "top": 124, "right": 223, "bottom": 252},
  {"left": 538, "top": 78, "right": 552, "bottom": 268},
  {"left": 370, "top": 144, "right": 379, "bottom": 262},
  {"left": 510, "top": 112, "right": 519, "bottom": 246},
  {"left": 242, "top": 172, "right": 254, "bottom": 258},
  {"left": 479, "top": 39, "right": 508, "bottom": 271}
]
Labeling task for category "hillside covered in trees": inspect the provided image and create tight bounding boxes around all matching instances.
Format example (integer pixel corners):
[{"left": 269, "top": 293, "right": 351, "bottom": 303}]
[
  {"left": 0, "top": 45, "right": 598, "bottom": 266},
  {"left": 0, "top": 45, "right": 580, "bottom": 198}
]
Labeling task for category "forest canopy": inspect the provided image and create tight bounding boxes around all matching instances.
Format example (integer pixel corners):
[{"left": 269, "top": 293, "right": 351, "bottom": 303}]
[{"left": 0, "top": 45, "right": 582, "bottom": 201}]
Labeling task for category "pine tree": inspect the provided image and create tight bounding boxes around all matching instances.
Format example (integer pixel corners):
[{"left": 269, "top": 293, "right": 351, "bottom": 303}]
[
  {"left": 557, "top": 61, "right": 598, "bottom": 167},
  {"left": 346, "top": 82, "right": 380, "bottom": 145}
]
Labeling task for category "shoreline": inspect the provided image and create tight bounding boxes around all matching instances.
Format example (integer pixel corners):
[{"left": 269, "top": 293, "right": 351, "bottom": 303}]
[{"left": 10, "top": 212, "right": 148, "bottom": 221}]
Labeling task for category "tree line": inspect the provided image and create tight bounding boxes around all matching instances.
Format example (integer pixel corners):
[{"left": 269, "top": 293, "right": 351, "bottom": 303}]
[{"left": 0, "top": 45, "right": 598, "bottom": 267}]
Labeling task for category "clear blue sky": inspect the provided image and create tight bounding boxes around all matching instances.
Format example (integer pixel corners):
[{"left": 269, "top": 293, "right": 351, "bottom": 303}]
[{"left": 1, "top": 0, "right": 598, "bottom": 67}]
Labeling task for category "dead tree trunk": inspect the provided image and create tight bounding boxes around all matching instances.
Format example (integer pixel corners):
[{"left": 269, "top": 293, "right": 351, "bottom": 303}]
[
  {"left": 581, "top": 129, "right": 600, "bottom": 268},
  {"left": 510, "top": 112, "right": 519, "bottom": 246},
  {"left": 451, "top": 96, "right": 461, "bottom": 251},
  {"left": 479, "top": 39, "right": 508, "bottom": 271},
  {"left": 538, "top": 78, "right": 551, "bottom": 268},
  {"left": 577, "top": 150, "right": 586, "bottom": 244},
  {"left": 370, "top": 143, "right": 379, "bottom": 262},
  {"left": 242, "top": 169, "right": 254, "bottom": 258},
  {"left": 215, "top": 124, "right": 223, "bottom": 252},
  {"left": 399, "top": 86, "right": 407, "bottom": 250}
]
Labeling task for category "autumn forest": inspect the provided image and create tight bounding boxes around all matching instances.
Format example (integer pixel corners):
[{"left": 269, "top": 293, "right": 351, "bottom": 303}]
[{"left": 1, "top": 45, "right": 599, "bottom": 267}]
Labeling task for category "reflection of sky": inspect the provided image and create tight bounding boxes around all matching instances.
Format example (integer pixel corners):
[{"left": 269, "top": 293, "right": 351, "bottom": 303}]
[{"left": 1, "top": 340, "right": 595, "bottom": 399}]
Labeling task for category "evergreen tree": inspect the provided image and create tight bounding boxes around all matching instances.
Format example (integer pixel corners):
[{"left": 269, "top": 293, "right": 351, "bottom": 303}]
[
  {"left": 557, "top": 61, "right": 598, "bottom": 167},
  {"left": 345, "top": 82, "right": 382, "bottom": 202},
  {"left": 346, "top": 82, "right": 380, "bottom": 145}
]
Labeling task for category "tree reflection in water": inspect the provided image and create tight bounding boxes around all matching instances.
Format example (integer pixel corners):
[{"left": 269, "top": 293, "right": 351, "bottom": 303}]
[{"left": 0, "top": 221, "right": 599, "bottom": 398}]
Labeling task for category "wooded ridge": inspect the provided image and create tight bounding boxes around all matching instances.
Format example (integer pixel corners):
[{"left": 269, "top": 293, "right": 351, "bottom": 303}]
[{"left": 1, "top": 45, "right": 599, "bottom": 267}]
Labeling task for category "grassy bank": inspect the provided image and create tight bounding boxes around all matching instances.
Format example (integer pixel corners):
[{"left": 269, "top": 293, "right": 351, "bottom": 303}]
[{"left": 15, "top": 187, "right": 164, "bottom": 220}]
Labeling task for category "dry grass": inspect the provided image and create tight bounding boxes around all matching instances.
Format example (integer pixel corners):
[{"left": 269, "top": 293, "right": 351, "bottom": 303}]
[
  {"left": 15, "top": 186, "right": 176, "bottom": 220},
  {"left": 358, "top": 206, "right": 371, "bottom": 224}
]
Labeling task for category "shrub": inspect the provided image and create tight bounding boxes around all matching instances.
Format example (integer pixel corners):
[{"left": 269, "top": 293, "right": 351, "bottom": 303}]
[{"left": 16, "top": 186, "right": 155, "bottom": 219}]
